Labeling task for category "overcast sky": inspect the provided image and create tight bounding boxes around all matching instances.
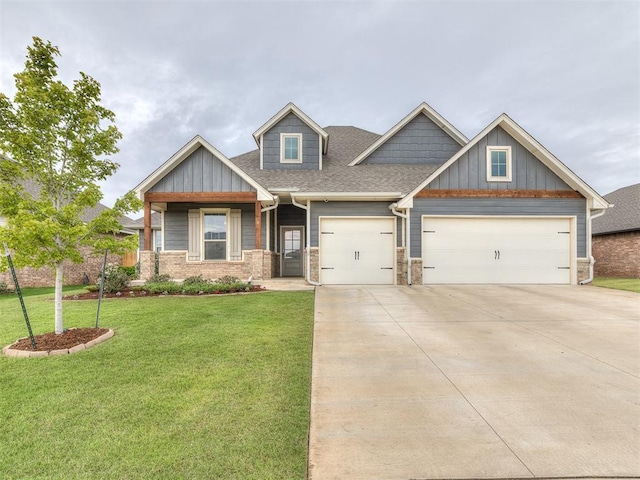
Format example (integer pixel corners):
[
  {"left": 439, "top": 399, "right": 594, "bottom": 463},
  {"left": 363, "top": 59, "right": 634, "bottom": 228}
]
[{"left": 1, "top": 0, "right": 638, "bottom": 211}]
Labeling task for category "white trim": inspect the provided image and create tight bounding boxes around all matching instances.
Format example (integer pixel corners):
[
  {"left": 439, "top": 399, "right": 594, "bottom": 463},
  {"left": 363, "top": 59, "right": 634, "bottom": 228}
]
[
  {"left": 398, "top": 114, "right": 610, "bottom": 210},
  {"left": 318, "top": 132, "right": 323, "bottom": 171},
  {"left": 133, "top": 135, "right": 273, "bottom": 202},
  {"left": 280, "top": 225, "right": 305, "bottom": 277},
  {"left": 348, "top": 102, "right": 468, "bottom": 166},
  {"left": 280, "top": 133, "right": 303, "bottom": 164},
  {"left": 201, "top": 208, "right": 231, "bottom": 261},
  {"left": 160, "top": 210, "right": 165, "bottom": 251},
  {"left": 252, "top": 102, "right": 329, "bottom": 154},
  {"left": 486, "top": 146, "right": 512, "bottom": 182},
  {"left": 259, "top": 133, "right": 264, "bottom": 170},
  {"left": 420, "top": 214, "right": 577, "bottom": 285},
  {"left": 293, "top": 192, "right": 403, "bottom": 201}
]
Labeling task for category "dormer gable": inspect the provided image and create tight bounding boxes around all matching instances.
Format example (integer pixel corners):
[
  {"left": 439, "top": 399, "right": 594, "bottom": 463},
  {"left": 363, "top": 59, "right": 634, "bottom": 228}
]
[{"left": 252, "top": 103, "right": 329, "bottom": 171}]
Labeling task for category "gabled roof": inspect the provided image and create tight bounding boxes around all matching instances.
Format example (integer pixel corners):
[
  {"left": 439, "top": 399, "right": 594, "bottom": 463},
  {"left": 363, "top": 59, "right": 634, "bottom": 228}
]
[
  {"left": 231, "top": 126, "right": 441, "bottom": 198},
  {"left": 348, "top": 102, "right": 469, "bottom": 166},
  {"left": 252, "top": 102, "right": 329, "bottom": 154},
  {"left": 397, "top": 113, "right": 610, "bottom": 210},
  {"left": 122, "top": 212, "right": 162, "bottom": 230},
  {"left": 592, "top": 183, "right": 640, "bottom": 234},
  {"left": 133, "top": 135, "right": 273, "bottom": 202}
]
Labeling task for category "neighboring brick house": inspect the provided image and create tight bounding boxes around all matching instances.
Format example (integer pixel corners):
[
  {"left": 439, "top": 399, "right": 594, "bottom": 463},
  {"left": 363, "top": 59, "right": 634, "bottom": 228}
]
[
  {"left": 132, "top": 102, "right": 610, "bottom": 286},
  {"left": 592, "top": 183, "right": 640, "bottom": 278},
  {"left": 1, "top": 199, "right": 135, "bottom": 288}
]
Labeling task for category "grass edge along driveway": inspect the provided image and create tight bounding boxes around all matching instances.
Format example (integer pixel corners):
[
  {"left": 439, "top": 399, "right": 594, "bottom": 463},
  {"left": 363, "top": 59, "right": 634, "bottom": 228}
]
[{"left": 0, "top": 289, "right": 314, "bottom": 480}]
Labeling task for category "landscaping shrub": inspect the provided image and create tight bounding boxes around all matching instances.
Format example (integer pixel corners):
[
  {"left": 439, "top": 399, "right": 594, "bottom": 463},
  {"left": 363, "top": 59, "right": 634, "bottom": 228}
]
[
  {"left": 148, "top": 273, "right": 171, "bottom": 283},
  {"left": 119, "top": 265, "right": 137, "bottom": 278},
  {"left": 182, "top": 281, "right": 250, "bottom": 294},
  {"left": 214, "top": 275, "right": 241, "bottom": 285},
  {"left": 0, "top": 281, "right": 9, "bottom": 293},
  {"left": 183, "top": 275, "right": 209, "bottom": 286},
  {"left": 101, "top": 264, "right": 130, "bottom": 293},
  {"left": 145, "top": 281, "right": 182, "bottom": 294}
]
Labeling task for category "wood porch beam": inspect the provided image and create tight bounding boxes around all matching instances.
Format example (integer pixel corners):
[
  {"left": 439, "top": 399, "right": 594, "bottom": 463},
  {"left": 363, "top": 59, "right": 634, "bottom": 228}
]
[
  {"left": 415, "top": 189, "right": 584, "bottom": 199},
  {"left": 143, "top": 202, "right": 151, "bottom": 251},
  {"left": 144, "top": 192, "right": 258, "bottom": 203},
  {"left": 255, "top": 201, "right": 262, "bottom": 250}
]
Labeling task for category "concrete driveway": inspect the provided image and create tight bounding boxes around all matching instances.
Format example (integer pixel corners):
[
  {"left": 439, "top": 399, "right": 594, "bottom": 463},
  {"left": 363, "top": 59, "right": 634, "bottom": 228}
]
[{"left": 308, "top": 285, "right": 640, "bottom": 479}]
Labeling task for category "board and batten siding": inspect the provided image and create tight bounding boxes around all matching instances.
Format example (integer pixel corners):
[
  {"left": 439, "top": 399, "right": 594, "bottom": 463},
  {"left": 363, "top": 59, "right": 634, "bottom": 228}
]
[
  {"left": 409, "top": 197, "right": 587, "bottom": 258},
  {"left": 427, "top": 126, "right": 572, "bottom": 191},
  {"left": 149, "top": 146, "right": 255, "bottom": 193},
  {"left": 162, "top": 203, "right": 261, "bottom": 252},
  {"left": 363, "top": 114, "right": 462, "bottom": 165},
  {"left": 262, "top": 113, "right": 320, "bottom": 170},
  {"left": 310, "top": 202, "right": 402, "bottom": 247}
]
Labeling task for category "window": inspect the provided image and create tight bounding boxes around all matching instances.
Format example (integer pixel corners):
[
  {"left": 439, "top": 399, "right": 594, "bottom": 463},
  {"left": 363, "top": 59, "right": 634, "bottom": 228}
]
[
  {"left": 203, "top": 212, "right": 227, "bottom": 260},
  {"left": 486, "top": 146, "right": 512, "bottom": 182},
  {"left": 281, "top": 133, "right": 302, "bottom": 163},
  {"left": 153, "top": 230, "right": 162, "bottom": 252}
]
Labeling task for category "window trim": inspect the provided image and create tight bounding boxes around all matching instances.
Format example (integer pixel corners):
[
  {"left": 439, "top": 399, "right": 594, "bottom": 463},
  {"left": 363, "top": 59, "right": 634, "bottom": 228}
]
[
  {"left": 486, "top": 146, "right": 512, "bottom": 182},
  {"left": 201, "top": 208, "right": 230, "bottom": 261},
  {"left": 280, "top": 133, "right": 303, "bottom": 164}
]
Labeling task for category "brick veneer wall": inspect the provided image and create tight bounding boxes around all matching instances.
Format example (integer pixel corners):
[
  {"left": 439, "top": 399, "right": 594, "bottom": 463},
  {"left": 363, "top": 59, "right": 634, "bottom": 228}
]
[
  {"left": 410, "top": 258, "right": 423, "bottom": 285},
  {"left": 309, "top": 248, "right": 319, "bottom": 283},
  {"left": 396, "top": 247, "right": 407, "bottom": 285},
  {"left": 0, "top": 248, "right": 123, "bottom": 288},
  {"left": 592, "top": 231, "right": 640, "bottom": 278},
  {"left": 138, "top": 250, "right": 275, "bottom": 282}
]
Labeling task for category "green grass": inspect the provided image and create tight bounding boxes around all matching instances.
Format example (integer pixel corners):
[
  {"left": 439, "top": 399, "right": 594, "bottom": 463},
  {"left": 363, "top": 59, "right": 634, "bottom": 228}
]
[
  {"left": 0, "top": 289, "right": 314, "bottom": 479},
  {"left": 593, "top": 276, "right": 640, "bottom": 293}
]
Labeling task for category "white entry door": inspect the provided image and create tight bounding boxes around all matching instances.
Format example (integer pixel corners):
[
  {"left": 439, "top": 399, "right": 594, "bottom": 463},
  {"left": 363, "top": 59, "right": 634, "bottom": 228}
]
[
  {"left": 320, "top": 217, "right": 396, "bottom": 285},
  {"left": 422, "top": 216, "right": 573, "bottom": 284}
]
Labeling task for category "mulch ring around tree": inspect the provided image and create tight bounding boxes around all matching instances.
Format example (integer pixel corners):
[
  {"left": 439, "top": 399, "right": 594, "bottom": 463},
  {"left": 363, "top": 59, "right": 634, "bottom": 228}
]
[{"left": 4, "top": 327, "right": 112, "bottom": 357}]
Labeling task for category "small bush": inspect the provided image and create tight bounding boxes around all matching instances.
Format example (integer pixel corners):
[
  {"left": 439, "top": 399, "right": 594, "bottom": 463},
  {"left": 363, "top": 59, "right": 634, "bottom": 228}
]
[
  {"left": 215, "top": 275, "right": 241, "bottom": 285},
  {"left": 147, "top": 274, "right": 171, "bottom": 283},
  {"left": 0, "top": 281, "right": 9, "bottom": 293},
  {"left": 146, "top": 281, "right": 182, "bottom": 294},
  {"left": 101, "top": 264, "right": 130, "bottom": 293},
  {"left": 183, "top": 275, "right": 209, "bottom": 286},
  {"left": 182, "top": 281, "right": 250, "bottom": 294},
  {"left": 119, "top": 265, "right": 137, "bottom": 278}
]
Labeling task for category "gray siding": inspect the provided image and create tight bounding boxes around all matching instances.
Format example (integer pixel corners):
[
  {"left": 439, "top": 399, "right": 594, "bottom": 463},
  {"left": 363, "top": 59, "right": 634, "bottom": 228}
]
[
  {"left": 163, "top": 203, "right": 257, "bottom": 251},
  {"left": 310, "top": 202, "right": 402, "bottom": 247},
  {"left": 428, "top": 126, "right": 572, "bottom": 191},
  {"left": 262, "top": 113, "right": 320, "bottom": 170},
  {"left": 150, "top": 146, "right": 255, "bottom": 193},
  {"left": 410, "top": 197, "right": 587, "bottom": 258},
  {"left": 363, "top": 114, "right": 461, "bottom": 165}
]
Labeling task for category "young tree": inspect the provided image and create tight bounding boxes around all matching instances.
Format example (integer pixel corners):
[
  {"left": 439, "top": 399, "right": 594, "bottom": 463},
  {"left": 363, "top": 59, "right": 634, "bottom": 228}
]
[{"left": 0, "top": 37, "right": 141, "bottom": 334}]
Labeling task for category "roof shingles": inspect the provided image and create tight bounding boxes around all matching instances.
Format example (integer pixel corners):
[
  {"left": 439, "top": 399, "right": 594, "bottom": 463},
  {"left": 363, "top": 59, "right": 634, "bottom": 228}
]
[{"left": 592, "top": 183, "right": 640, "bottom": 235}]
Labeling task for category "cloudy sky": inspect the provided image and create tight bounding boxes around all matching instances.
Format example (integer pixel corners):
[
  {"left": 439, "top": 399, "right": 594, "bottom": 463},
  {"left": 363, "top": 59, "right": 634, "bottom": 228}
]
[{"left": 1, "top": 0, "right": 638, "bottom": 210}]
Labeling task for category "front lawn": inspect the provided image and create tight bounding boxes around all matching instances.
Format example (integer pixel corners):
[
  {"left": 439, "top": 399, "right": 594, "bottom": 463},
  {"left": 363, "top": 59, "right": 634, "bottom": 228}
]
[
  {"left": 593, "top": 276, "right": 640, "bottom": 293},
  {"left": 0, "top": 288, "right": 314, "bottom": 479}
]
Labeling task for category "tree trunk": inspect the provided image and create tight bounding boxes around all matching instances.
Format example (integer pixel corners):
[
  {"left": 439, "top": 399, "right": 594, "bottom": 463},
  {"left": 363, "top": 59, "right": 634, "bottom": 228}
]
[{"left": 54, "top": 262, "right": 64, "bottom": 334}]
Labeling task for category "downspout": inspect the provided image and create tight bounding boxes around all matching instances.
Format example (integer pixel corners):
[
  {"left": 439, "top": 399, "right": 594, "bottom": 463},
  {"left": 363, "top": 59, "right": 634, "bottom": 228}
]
[
  {"left": 390, "top": 203, "right": 411, "bottom": 285},
  {"left": 579, "top": 208, "right": 606, "bottom": 285},
  {"left": 261, "top": 195, "right": 280, "bottom": 252},
  {"left": 291, "top": 195, "right": 321, "bottom": 286}
]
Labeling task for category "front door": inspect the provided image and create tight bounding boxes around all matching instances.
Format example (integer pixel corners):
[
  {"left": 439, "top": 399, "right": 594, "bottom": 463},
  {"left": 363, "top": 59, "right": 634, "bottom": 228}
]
[{"left": 281, "top": 226, "right": 304, "bottom": 277}]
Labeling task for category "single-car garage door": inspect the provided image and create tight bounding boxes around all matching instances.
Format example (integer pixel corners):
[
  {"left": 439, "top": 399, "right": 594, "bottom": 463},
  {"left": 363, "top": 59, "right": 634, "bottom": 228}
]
[
  {"left": 320, "top": 217, "right": 396, "bottom": 284},
  {"left": 422, "top": 216, "right": 574, "bottom": 284}
]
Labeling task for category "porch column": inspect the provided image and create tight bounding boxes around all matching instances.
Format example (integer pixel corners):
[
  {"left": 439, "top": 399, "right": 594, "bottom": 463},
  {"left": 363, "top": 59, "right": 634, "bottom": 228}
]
[
  {"left": 144, "top": 202, "right": 151, "bottom": 251},
  {"left": 254, "top": 201, "right": 262, "bottom": 249}
]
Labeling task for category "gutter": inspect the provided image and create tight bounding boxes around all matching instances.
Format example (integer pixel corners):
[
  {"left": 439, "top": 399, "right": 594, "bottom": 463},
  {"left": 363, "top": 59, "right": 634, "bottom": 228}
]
[
  {"left": 579, "top": 208, "right": 607, "bottom": 285},
  {"left": 291, "top": 195, "right": 321, "bottom": 286},
  {"left": 260, "top": 196, "right": 280, "bottom": 252},
  {"left": 389, "top": 203, "right": 412, "bottom": 285}
]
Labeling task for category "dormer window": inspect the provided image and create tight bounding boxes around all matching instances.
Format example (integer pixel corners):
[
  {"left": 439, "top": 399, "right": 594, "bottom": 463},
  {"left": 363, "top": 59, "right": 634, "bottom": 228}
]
[
  {"left": 486, "top": 146, "right": 512, "bottom": 182},
  {"left": 281, "top": 133, "right": 302, "bottom": 163}
]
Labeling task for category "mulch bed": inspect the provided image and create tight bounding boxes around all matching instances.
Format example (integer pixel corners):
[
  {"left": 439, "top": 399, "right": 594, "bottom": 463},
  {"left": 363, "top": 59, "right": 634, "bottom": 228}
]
[{"left": 9, "top": 328, "right": 108, "bottom": 351}]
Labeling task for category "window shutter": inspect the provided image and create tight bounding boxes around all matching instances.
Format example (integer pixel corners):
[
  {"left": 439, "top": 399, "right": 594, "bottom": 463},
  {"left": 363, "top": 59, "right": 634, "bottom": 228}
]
[
  {"left": 230, "top": 209, "right": 242, "bottom": 261},
  {"left": 188, "top": 209, "right": 201, "bottom": 261}
]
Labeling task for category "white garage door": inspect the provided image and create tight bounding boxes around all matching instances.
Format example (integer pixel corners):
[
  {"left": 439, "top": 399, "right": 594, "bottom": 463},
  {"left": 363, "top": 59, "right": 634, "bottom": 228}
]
[
  {"left": 422, "top": 216, "right": 573, "bottom": 284},
  {"left": 320, "top": 217, "right": 395, "bottom": 284}
]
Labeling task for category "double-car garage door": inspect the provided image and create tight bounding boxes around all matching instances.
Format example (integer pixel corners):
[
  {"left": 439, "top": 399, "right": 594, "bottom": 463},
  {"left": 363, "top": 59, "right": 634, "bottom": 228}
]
[{"left": 422, "top": 216, "right": 574, "bottom": 284}]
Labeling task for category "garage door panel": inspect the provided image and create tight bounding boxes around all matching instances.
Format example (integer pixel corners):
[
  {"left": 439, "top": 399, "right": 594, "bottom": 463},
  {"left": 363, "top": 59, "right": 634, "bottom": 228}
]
[
  {"left": 320, "top": 217, "right": 395, "bottom": 285},
  {"left": 422, "top": 217, "right": 572, "bottom": 285}
]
